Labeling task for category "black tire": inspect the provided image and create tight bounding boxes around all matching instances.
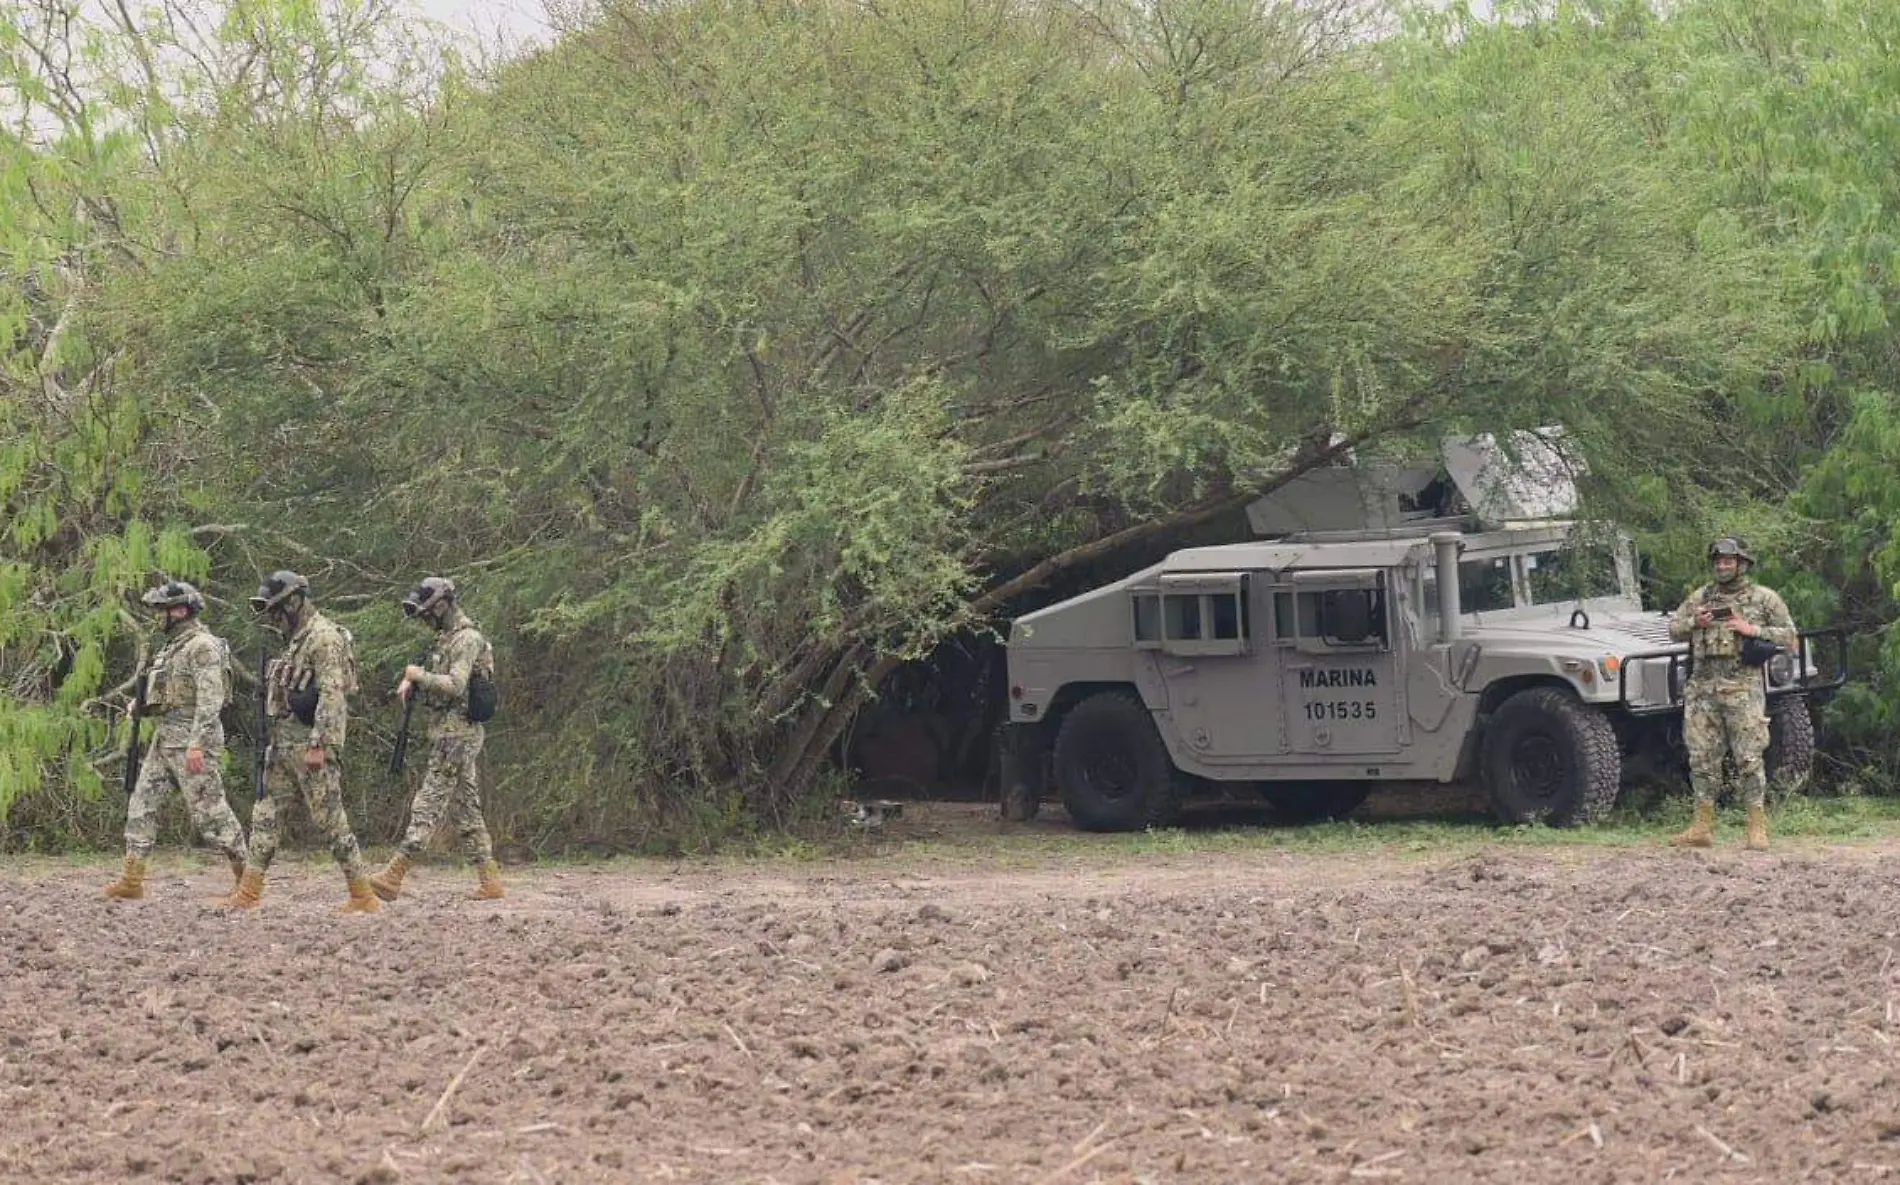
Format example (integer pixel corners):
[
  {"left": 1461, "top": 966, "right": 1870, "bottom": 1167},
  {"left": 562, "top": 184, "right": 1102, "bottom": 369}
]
[
  {"left": 1259, "top": 782, "right": 1372, "bottom": 824},
  {"left": 1481, "top": 686, "right": 1621, "bottom": 826},
  {"left": 1052, "top": 690, "right": 1186, "bottom": 832},
  {"left": 1766, "top": 694, "right": 1816, "bottom": 798}
]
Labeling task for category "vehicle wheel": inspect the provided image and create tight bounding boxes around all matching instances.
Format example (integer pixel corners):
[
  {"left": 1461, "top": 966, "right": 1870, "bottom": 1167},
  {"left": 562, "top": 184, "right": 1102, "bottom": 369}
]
[
  {"left": 1052, "top": 690, "right": 1186, "bottom": 832},
  {"left": 1258, "top": 782, "right": 1371, "bottom": 824},
  {"left": 1481, "top": 686, "right": 1621, "bottom": 826},
  {"left": 1765, "top": 694, "right": 1816, "bottom": 799}
]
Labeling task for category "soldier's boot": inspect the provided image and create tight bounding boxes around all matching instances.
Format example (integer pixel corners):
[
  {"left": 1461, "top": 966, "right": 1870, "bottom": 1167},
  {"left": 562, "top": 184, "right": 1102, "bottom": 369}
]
[
  {"left": 225, "top": 867, "right": 266, "bottom": 910},
  {"left": 103, "top": 856, "right": 147, "bottom": 900},
  {"left": 473, "top": 860, "right": 505, "bottom": 901},
  {"left": 205, "top": 853, "right": 246, "bottom": 902},
  {"left": 1745, "top": 805, "right": 1770, "bottom": 851},
  {"left": 1669, "top": 801, "right": 1717, "bottom": 849},
  {"left": 340, "top": 876, "right": 382, "bottom": 915},
  {"left": 368, "top": 853, "right": 412, "bottom": 902}
]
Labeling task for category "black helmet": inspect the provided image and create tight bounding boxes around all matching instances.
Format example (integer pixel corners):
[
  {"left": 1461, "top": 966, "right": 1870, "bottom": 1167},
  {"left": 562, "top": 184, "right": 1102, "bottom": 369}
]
[
  {"left": 250, "top": 570, "right": 311, "bottom": 614},
  {"left": 141, "top": 579, "right": 205, "bottom": 615},
  {"left": 402, "top": 576, "right": 456, "bottom": 618},
  {"left": 1708, "top": 536, "right": 1755, "bottom": 565}
]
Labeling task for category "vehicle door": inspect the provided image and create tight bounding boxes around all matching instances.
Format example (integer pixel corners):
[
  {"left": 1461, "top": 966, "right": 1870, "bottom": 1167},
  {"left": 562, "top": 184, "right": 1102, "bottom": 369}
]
[
  {"left": 1133, "top": 572, "right": 1285, "bottom": 761},
  {"left": 1273, "top": 569, "right": 1404, "bottom": 755}
]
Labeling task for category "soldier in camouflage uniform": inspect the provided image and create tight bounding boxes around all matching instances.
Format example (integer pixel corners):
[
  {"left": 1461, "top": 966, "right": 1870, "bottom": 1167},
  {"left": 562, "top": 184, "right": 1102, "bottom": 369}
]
[
  {"left": 369, "top": 577, "right": 504, "bottom": 902},
  {"left": 226, "top": 570, "right": 380, "bottom": 913},
  {"left": 1667, "top": 537, "right": 1798, "bottom": 851},
  {"left": 104, "top": 580, "right": 250, "bottom": 900}
]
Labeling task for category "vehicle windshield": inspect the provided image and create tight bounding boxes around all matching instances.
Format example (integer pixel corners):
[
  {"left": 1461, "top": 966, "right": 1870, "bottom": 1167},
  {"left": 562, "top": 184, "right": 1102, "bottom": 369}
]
[
  {"left": 1423, "top": 537, "right": 1628, "bottom": 614},
  {"left": 1523, "top": 542, "right": 1622, "bottom": 606}
]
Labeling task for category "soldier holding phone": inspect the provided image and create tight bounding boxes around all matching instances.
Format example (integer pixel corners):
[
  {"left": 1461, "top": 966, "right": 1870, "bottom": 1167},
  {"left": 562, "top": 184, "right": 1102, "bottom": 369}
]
[{"left": 1667, "top": 537, "right": 1798, "bottom": 850}]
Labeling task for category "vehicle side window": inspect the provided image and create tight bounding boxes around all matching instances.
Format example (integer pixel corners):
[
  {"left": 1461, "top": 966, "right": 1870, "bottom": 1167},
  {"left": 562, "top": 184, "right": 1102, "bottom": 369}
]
[
  {"left": 1131, "top": 593, "right": 1161, "bottom": 647},
  {"left": 1163, "top": 594, "right": 1203, "bottom": 640},
  {"left": 1147, "top": 574, "right": 1250, "bottom": 656},
  {"left": 1273, "top": 586, "right": 1389, "bottom": 651}
]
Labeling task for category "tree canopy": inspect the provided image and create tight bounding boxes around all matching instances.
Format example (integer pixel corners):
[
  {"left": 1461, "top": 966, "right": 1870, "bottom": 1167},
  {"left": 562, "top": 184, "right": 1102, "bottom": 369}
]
[{"left": 4, "top": 0, "right": 1898, "bottom": 849}]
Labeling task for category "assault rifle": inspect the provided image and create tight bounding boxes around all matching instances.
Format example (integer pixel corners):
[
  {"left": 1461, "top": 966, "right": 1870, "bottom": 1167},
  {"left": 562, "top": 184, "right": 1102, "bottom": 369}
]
[
  {"left": 253, "top": 644, "right": 270, "bottom": 801},
  {"left": 389, "top": 647, "right": 430, "bottom": 775},
  {"left": 121, "top": 672, "right": 147, "bottom": 797}
]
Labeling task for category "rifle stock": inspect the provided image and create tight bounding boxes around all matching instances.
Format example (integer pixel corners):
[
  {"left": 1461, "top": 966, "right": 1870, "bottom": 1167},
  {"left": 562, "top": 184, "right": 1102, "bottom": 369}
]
[
  {"left": 121, "top": 674, "right": 147, "bottom": 797},
  {"left": 389, "top": 647, "right": 429, "bottom": 774}
]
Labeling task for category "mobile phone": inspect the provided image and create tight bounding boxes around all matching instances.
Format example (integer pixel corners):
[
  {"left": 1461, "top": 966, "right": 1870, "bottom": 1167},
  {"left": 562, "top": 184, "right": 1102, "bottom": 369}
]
[{"left": 1710, "top": 606, "right": 1734, "bottom": 621}]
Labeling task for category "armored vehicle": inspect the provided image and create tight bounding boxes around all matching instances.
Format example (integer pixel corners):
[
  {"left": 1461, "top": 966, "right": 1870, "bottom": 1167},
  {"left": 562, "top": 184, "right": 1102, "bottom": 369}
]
[{"left": 997, "top": 433, "right": 1845, "bottom": 830}]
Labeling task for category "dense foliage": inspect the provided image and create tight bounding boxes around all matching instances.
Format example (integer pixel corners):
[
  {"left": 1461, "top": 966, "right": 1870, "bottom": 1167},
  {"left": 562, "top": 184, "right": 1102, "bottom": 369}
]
[{"left": 3, "top": 0, "right": 1898, "bottom": 850}]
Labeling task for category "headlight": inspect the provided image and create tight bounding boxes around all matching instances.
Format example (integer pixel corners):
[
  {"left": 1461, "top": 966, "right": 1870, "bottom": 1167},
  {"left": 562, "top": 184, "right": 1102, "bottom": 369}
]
[
  {"left": 1767, "top": 651, "right": 1796, "bottom": 687},
  {"left": 1668, "top": 659, "right": 1687, "bottom": 702}
]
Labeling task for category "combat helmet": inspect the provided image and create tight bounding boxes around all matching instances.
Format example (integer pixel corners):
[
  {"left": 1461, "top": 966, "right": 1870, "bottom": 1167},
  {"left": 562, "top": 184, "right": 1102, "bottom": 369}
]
[
  {"left": 400, "top": 576, "right": 457, "bottom": 619},
  {"left": 250, "top": 570, "right": 311, "bottom": 614},
  {"left": 140, "top": 579, "right": 205, "bottom": 615},
  {"left": 1708, "top": 536, "right": 1755, "bottom": 566}
]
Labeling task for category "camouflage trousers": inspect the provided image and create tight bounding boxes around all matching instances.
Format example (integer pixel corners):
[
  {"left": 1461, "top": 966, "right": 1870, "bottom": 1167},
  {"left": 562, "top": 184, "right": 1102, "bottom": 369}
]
[
  {"left": 124, "top": 742, "right": 248, "bottom": 865},
  {"left": 395, "top": 730, "right": 494, "bottom": 866},
  {"left": 1683, "top": 677, "right": 1770, "bottom": 809},
  {"left": 247, "top": 725, "right": 368, "bottom": 883}
]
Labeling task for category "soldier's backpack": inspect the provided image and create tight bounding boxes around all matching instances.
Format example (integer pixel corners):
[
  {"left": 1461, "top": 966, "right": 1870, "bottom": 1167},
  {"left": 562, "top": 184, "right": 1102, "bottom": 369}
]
[{"left": 464, "top": 631, "right": 498, "bottom": 724}]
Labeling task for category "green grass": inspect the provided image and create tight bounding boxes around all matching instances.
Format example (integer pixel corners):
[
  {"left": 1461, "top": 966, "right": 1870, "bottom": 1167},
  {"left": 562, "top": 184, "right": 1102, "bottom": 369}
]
[
  {"left": 14, "top": 792, "right": 1900, "bottom": 875},
  {"left": 847, "top": 791, "right": 1900, "bottom": 869}
]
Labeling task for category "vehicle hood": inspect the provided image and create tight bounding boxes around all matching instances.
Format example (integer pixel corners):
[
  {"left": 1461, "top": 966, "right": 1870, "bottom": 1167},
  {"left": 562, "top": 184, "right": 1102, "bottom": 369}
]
[{"left": 1457, "top": 604, "right": 1682, "bottom": 660}]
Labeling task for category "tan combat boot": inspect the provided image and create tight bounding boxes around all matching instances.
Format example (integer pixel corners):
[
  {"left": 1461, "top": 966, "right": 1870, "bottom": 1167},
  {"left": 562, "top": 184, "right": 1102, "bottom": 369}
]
[
  {"left": 473, "top": 860, "right": 505, "bottom": 901},
  {"left": 103, "top": 856, "right": 147, "bottom": 900},
  {"left": 340, "top": 876, "right": 382, "bottom": 914},
  {"left": 207, "top": 854, "right": 246, "bottom": 902},
  {"left": 1669, "top": 801, "right": 1716, "bottom": 848},
  {"left": 1745, "top": 805, "right": 1770, "bottom": 851},
  {"left": 368, "top": 853, "right": 412, "bottom": 902},
  {"left": 225, "top": 867, "right": 265, "bottom": 909}
]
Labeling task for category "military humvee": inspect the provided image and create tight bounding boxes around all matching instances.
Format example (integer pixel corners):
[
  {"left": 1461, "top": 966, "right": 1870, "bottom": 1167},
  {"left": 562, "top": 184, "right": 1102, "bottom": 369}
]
[{"left": 996, "top": 432, "right": 1845, "bottom": 830}]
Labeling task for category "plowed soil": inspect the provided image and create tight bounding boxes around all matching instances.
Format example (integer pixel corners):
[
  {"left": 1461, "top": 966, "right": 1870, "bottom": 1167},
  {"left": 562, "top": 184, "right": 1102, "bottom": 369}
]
[{"left": 6, "top": 805, "right": 1900, "bottom": 1184}]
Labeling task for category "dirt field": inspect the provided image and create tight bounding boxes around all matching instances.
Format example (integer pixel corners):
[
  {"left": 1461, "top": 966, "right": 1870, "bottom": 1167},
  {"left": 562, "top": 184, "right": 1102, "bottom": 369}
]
[{"left": 6, "top": 804, "right": 1900, "bottom": 1184}]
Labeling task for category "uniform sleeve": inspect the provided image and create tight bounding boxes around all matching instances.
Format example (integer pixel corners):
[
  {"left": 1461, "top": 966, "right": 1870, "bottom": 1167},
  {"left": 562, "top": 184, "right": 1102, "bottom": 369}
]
[
  {"left": 1667, "top": 590, "right": 1701, "bottom": 642},
  {"left": 419, "top": 630, "right": 479, "bottom": 700},
  {"left": 1755, "top": 589, "right": 1799, "bottom": 648},
  {"left": 186, "top": 638, "right": 225, "bottom": 749},
  {"left": 309, "top": 632, "right": 350, "bottom": 751}
]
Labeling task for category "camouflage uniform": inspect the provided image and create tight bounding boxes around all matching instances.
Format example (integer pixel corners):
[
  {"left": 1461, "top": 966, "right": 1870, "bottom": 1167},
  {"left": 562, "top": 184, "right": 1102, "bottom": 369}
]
[
  {"left": 124, "top": 618, "right": 248, "bottom": 869},
  {"left": 247, "top": 608, "right": 371, "bottom": 884},
  {"left": 392, "top": 609, "right": 496, "bottom": 866},
  {"left": 1668, "top": 578, "right": 1797, "bottom": 810}
]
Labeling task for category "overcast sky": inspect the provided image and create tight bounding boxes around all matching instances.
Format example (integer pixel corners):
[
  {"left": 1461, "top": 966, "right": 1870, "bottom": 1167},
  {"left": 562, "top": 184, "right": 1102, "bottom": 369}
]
[{"left": 411, "top": 0, "right": 557, "bottom": 55}]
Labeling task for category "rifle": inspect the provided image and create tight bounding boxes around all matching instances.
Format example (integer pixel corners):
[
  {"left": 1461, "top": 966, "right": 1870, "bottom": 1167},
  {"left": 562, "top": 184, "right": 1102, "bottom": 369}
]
[
  {"left": 253, "top": 644, "right": 271, "bottom": 801},
  {"left": 389, "top": 647, "right": 429, "bottom": 775},
  {"left": 122, "top": 672, "right": 148, "bottom": 797}
]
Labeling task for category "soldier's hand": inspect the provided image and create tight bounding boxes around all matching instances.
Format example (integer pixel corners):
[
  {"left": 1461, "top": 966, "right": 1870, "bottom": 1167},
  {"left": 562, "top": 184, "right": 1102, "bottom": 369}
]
[
  {"left": 186, "top": 746, "right": 205, "bottom": 775},
  {"left": 397, "top": 679, "right": 413, "bottom": 704},
  {"left": 1733, "top": 619, "right": 1759, "bottom": 638},
  {"left": 402, "top": 664, "right": 426, "bottom": 684},
  {"left": 305, "top": 745, "right": 326, "bottom": 773},
  {"left": 1695, "top": 608, "right": 1715, "bottom": 627}
]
